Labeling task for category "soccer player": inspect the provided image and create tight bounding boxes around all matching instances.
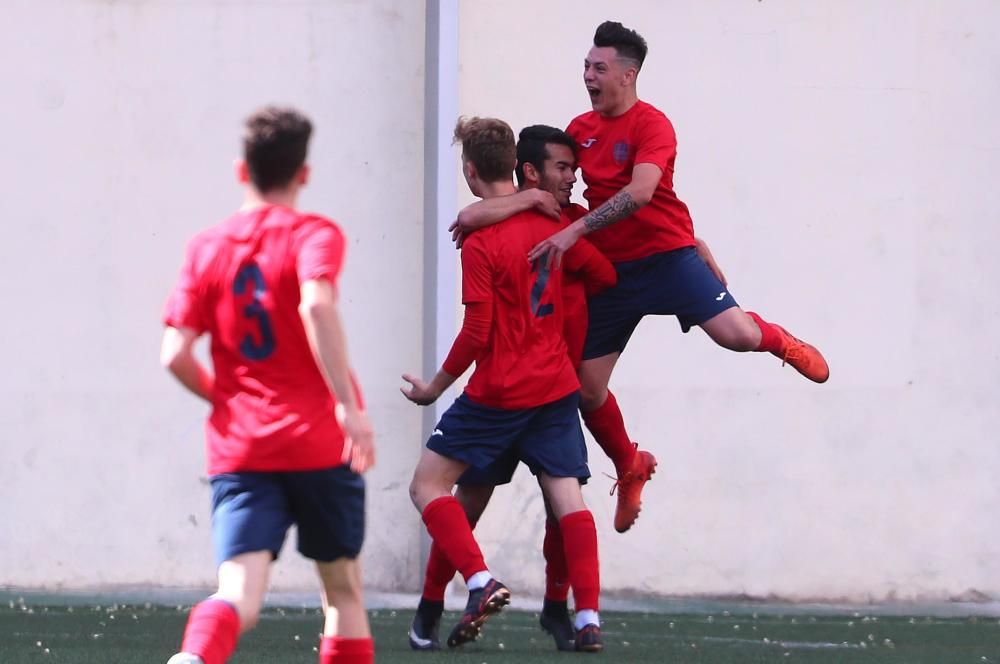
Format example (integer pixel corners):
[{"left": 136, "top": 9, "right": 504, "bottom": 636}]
[
  {"left": 409, "top": 124, "right": 615, "bottom": 652},
  {"left": 161, "top": 107, "right": 375, "bottom": 664},
  {"left": 462, "top": 21, "right": 830, "bottom": 534},
  {"left": 402, "top": 117, "right": 604, "bottom": 652}
]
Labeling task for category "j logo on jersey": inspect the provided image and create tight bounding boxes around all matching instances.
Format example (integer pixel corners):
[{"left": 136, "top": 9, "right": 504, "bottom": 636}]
[{"left": 613, "top": 140, "right": 630, "bottom": 164}]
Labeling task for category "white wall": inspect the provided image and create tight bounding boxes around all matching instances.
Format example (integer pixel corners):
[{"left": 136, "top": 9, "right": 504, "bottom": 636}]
[
  {"left": 0, "top": 0, "right": 426, "bottom": 591},
  {"left": 2, "top": 0, "right": 998, "bottom": 604},
  {"left": 457, "top": 0, "right": 1000, "bottom": 602}
]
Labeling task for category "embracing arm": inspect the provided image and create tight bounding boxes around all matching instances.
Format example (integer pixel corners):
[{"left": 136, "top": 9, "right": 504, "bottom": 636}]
[
  {"left": 160, "top": 326, "right": 214, "bottom": 402},
  {"left": 528, "top": 163, "right": 663, "bottom": 266},
  {"left": 451, "top": 189, "right": 560, "bottom": 247}
]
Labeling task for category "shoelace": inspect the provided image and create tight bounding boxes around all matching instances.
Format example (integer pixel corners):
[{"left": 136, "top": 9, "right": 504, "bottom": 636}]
[{"left": 781, "top": 337, "right": 807, "bottom": 367}]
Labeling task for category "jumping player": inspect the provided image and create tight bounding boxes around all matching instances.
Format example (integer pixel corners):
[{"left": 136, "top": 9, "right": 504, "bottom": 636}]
[
  {"left": 402, "top": 117, "right": 604, "bottom": 652},
  {"left": 161, "top": 107, "right": 375, "bottom": 664},
  {"left": 409, "top": 124, "right": 615, "bottom": 652},
  {"left": 460, "top": 21, "right": 830, "bottom": 534}
]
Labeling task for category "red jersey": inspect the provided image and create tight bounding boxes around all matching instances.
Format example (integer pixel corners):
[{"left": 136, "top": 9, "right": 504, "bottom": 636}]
[
  {"left": 567, "top": 100, "right": 696, "bottom": 262},
  {"left": 460, "top": 210, "right": 580, "bottom": 409},
  {"left": 163, "top": 205, "right": 351, "bottom": 474},
  {"left": 559, "top": 203, "right": 615, "bottom": 367}
]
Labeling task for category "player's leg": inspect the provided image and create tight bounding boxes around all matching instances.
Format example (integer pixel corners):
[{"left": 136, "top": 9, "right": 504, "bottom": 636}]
[
  {"left": 536, "top": 475, "right": 602, "bottom": 653},
  {"left": 168, "top": 552, "right": 271, "bottom": 664},
  {"left": 410, "top": 448, "right": 510, "bottom": 647},
  {"left": 580, "top": 268, "right": 658, "bottom": 532},
  {"left": 536, "top": 491, "right": 573, "bottom": 651},
  {"left": 316, "top": 558, "right": 373, "bottom": 664},
  {"left": 662, "top": 246, "right": 828, "bottom": 382},
  {"left": 411, "top": 482, "right": 496, "bottom": 651},
  {"left": 169, "top": 473, "right": 290, "bottom": 664},
  {"left": 699, "top": 306, "right": 829, "bottom": 382},
  {"left": 519, "top": 392, "right": 602, "bottom": 652},
  {"left": 285, "top": 465, "right": 373, "bottom": 664}
]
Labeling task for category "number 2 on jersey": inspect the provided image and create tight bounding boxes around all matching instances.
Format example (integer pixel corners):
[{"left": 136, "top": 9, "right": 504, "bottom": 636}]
[
  {"left": 233, "top": 262, "right": 276, "bottom": 360},
  {"left": 530, "top": 259, "right": 555, "bottom": 318}
]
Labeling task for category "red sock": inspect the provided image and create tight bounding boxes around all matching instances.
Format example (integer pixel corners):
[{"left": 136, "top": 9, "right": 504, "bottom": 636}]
[
  {"left": 423, "top": 541, "right": 458, "bottom": 601},
  {"left": 179, "top": 599, "right": 241, "bottom": 664},
  {"left": 581, "top": 391, "right": 636, "bottom": 476},
  {"left": 560, "top": 510, "right": 600, "bottom": 612},
  {"left": 543, "top": 518, "right": 570, "bottom": 602},
  {"left": 746, "top": 311, "right": 785, "bottom": 355},
  {"left": 319, "top": 636, "right": 374, "bottom": 664},
  {"left": 421, "top": 496, "right": 487, "bottom": 581}
]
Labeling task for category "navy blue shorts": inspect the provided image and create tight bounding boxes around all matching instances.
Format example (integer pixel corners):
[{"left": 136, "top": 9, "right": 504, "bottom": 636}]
[
  {"left": 209, "top": 465, "right": 365, "bottom": 567},
  {"left": 457, "top": 446, "right": 519, "bottom": 486},
  {"left": 428, "top": 392, "right": 589, "bottom": 483},
  {"left": 583, "top": 246, "right": 739, "bottom": 360}
]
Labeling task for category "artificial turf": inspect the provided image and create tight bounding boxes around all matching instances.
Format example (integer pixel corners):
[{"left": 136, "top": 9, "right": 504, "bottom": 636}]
[{"left": 3, "top": 599, "right": 999, "bottom": 663}]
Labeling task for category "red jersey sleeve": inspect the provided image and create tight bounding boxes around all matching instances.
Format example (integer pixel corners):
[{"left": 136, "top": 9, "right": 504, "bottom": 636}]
[
  {"left": 460, "top": 234, "right": 494, "bottom": 304},
  {"left": 163, "top": 238, "right": 207, "bottom": 333},
  {"left": 442, "top": 301, "right": 492, "bottom": 377},
  {"left": 297, "top": 219, "right": 346, "bottom": 286},
  {"left": 562, "top": 238, "right": 617, "bottom": 296},
  {"left": 634, "top": 112, "right": 677, "bottom": 172}
]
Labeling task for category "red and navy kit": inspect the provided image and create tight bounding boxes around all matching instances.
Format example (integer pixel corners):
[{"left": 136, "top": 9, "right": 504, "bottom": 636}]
[
  {"left": 458, "top": 211, "right": 580, "bottom": 410},
  {"left": 559, "top": 203, "right": 615, "bottom": 367},
  {"left": 163, "top": 204, "right": 352, "bottom": 475},
  {"left": 428, "top": 209, "right": 589, "bottom": 482},
  {"left": 567, "top": 100, "right": 696, "bottom": 263}
]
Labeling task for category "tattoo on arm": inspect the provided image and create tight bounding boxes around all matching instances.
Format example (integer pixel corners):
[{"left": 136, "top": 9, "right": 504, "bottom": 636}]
[{"left": 583, "top": 190, "right": 640, "bottom": 232}]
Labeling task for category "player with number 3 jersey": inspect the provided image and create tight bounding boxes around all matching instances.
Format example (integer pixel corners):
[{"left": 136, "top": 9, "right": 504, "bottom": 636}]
[{"left": 161, "top": 107, "right": 375, "bottom": 664}]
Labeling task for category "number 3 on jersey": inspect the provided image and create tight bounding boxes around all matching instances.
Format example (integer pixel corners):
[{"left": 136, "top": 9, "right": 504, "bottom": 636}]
[
  {"left": 530, "top": 259, "right": 555, "bottom": 318},
  {"left": 233, "top": 262, "right": 276, "bottom": 360}
]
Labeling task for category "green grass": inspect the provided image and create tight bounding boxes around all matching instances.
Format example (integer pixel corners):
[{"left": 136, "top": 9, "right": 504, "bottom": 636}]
[{"left": 2, "top": 601, "right": 998, "bottom": 663}]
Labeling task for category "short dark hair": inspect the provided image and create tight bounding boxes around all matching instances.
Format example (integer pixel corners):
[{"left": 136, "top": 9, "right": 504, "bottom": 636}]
[
  {"left": 453, "top": 116, "right": 516, "bottom": 183},
  {"left": 515, "top": 125, "right": 578, "bottom": 187},
  {"left": 594, "top": 20, "right": 648, "bottom": 70},
  {"left": 243, "top": 106, "right": 313, "bottom": 193}
]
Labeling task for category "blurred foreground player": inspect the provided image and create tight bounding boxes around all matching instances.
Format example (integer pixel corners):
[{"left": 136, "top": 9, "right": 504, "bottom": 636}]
[
  {"left": 402, "top": 117, "right": 604, "bottom": 652},
  {"left": 161, "top": 107, "right": 375, "bottom": 664}
]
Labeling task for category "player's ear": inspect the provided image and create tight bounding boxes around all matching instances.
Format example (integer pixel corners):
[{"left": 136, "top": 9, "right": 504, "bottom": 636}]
[
  {"left": 523, "top": 162, "right": 540, "bottom": 184},
  {"left": 235, "top": 159, "right": 250, "bottom": 185},
  {"left": 297, "top": 164, "right": 310, "bottom": 186}
]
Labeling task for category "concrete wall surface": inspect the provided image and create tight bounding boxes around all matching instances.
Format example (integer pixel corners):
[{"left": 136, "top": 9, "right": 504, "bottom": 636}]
[
  {"left": 455, "top": 0, "right": 1000, "bottom": 602},
  {"left": 0, "top": 0, "right": 427, "bottom": 592},
  {"left": 1, "top": 0, "right": 998, "bottom": 604}
]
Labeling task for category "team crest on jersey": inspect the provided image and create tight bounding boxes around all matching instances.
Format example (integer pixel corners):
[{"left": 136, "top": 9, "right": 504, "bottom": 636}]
[{"left": 613, "top": 140, "right": 630, "bottom": 164}]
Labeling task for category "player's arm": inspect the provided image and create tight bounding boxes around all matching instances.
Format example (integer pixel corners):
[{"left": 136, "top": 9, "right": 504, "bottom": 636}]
[
  {"left": 527, "top": 163, "right": 661, "bottom": 267},
  {"left": 402, "top": 238, "right": 493, "bottom": 405},
  {"left": 449, "top": 189, "right": 560, "bottom": 247},
  {"left": 561, "top": 237, "right": 617, "bottom": 296},
  {"left": 401, "top": 301, "right": 492, "bottom": 405},
  {"left": 299, "top": 278, "right": 375, "bottom": 473},
  {"left": 160, "top": 326, "right": 214, "bottom": 402}
]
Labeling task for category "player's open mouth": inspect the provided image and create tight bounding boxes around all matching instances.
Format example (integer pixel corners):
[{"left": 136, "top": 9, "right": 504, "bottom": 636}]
[{"left": 587, "top": 86, "right": 600, "bottom": 100}]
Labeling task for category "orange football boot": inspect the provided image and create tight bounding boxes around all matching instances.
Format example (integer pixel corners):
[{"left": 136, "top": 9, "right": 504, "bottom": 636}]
[
  {"left": 772, "top": 325, "right": 829, "bottom": 383},
  {"left": 610, "top": 446, "right": 657, "bottom": 533}
]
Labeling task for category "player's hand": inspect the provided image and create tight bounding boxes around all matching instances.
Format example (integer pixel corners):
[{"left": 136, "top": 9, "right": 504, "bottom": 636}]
[
  {"left": 527, "top": 224, "right": 584, "bottom": 269},
  {"left": 448, "top": 219, "right": 468, "bottom": 249},
  {"left": 528, "top": 189, "right": 561, "bottom": 219},
  {"left": 400, "top": 373, "right": 440, "bottom": 406},
  {"left": 341, "top": 406, "right": 375, "bottom": 473},
  {"left": 695, "top": 236, "right": 728, "bottom": 287}
]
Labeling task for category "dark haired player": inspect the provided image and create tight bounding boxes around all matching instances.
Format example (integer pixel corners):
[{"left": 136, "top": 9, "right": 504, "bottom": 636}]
[
  {"left": 403, "top": 117, "right": 604, "bottom": 652},
  {"left": 409, "top": 124, "right": 615, "bottom": 652},
  {"left": 162, "top": 107, "right": 375, "bottom": 664},
  {"left": 461, "top": 21, "right": 831, "bottom": 534}
]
